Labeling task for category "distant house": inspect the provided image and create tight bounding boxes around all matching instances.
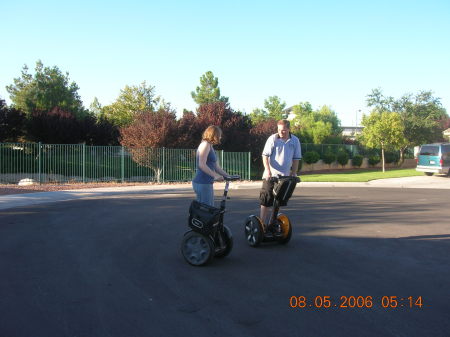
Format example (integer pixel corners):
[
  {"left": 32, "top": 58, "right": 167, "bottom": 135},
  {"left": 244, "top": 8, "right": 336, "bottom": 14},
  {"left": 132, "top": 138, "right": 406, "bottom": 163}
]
[
  {"left": 284, "top": 106, "right": 295, "bottom": 121},
  {"left": 342, "top": 126, "right": 364, "bottom": 139},
  {"left": 443, "top": 128, "right": 450, "bottom": 141}
]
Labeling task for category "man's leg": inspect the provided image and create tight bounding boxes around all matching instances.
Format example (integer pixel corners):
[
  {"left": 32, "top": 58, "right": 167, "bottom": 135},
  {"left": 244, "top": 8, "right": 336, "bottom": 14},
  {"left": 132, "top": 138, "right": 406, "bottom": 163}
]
[
  {"left": 260, "top": 205, "right": 271, "bottom": 226},
  {"left": 259, "top": 179, "right": 274, "bottom": 225}
]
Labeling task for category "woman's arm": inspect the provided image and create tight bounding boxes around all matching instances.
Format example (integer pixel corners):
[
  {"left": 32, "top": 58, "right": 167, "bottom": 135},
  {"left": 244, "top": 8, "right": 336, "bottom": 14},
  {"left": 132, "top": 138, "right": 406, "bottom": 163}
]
[
  {"left": 214, "top": 162, "right": 229, "bottom": 177},
  {"left": 198, "top": 141, "right": 223, "bottom": 180}
]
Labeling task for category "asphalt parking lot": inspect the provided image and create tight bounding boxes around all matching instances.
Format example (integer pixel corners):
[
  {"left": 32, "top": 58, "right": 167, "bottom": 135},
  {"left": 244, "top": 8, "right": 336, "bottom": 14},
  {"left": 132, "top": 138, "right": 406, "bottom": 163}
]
[{"left": 0, "top": 176, "right": 449, "bottom": 337}]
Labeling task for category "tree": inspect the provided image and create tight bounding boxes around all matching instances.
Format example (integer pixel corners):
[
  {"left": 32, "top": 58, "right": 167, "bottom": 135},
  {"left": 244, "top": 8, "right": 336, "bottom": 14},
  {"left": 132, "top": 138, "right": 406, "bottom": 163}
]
[
  {"left": 248, "top": 118, "right": 278, "bottom": 175},
  {"left": 366, "top": 88, "right": 394, "bottom": 112},
  {"left": 191, "top": 71, "right": 228, "bottom": 105},
  {"left": 360, "top": 111, "right": 406, "bottom": 172},
  {"left": 394, "top": 91, "right": 448, "bottom": 145},
  {"left": 195, "top": 102, "right": 251, "bottom": 152},
  {"left": 248, "top": 96, "right": 287, "bottom": 124},
  {"left": 119, "top": 109, "right": 179, "bottom": 182},
  {"left": 102, "top": 82, "right": 169, "bottom": 127},
  {"left": 26, "top": 107, "right": 84, "bottom": 144},
  {"left": 290, "top": 103, "right": 341, "bottom": 144},
  {"left": 175, "top": 110, "right": 203, "bottom": 149},
  {"left": 0, "top": 99, "right": 26, "bottom": 142},
  {"left": 367, "top": 88, "right": 448, "bottom": 163},
  {"left": 89, "top": 97, "right": 103, "bottom": 115},
  {"left": 24, "top": 106, "right": 118, "bottom": 145},
  {"left": 83, "top": 115, "right": 120, "bottom": 146},
  {"left": 290, "top": 102, "right": 313, "bottom": 139},
  {"left": 6, "top": 60, "right": 86, "bottom": 118},
  {"left": 248, "top": 108, "right": 269, "bottom": 125},
  {"left": 264, "top": 96, "right": 287, "bottom": 120}
]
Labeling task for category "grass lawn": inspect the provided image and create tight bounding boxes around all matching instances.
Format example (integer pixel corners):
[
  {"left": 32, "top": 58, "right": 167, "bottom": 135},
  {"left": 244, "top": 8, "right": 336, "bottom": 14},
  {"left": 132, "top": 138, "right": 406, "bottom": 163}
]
[{"left": 300, "top": 168, "right": 423, "bottom": 182}]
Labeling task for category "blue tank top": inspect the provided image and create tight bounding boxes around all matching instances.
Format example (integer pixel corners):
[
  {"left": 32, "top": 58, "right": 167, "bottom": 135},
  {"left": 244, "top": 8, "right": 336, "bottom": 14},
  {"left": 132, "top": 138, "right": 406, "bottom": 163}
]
[{"left": 193, "top": 144, "right": 217, "bottom": 184}]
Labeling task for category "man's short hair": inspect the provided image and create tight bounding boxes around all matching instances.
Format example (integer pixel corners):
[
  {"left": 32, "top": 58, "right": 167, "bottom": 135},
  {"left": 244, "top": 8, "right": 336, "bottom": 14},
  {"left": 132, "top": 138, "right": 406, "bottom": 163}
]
[{"left": 277, "top": 119, "right": 290, "bottom": 129}]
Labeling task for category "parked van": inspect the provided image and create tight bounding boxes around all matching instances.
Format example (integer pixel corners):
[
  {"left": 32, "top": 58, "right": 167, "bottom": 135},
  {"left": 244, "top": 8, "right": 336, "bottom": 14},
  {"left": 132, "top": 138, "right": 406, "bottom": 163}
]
[{"left": 416, "top": 143, "right": 450, "bottom": 176}]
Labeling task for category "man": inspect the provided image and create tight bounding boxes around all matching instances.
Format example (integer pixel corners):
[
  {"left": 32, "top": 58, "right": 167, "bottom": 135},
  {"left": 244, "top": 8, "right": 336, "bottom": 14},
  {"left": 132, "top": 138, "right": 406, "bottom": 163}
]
[{"left": 259, "top": 119, "right": 301, "bottom": 225}]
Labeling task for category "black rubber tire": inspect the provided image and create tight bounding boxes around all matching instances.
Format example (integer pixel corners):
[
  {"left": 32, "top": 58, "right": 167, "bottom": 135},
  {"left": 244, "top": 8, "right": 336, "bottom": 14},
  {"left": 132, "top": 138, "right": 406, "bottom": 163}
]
[
  {"left": 181, "top": 231, "right": 215, "bottom": 266},
  {"left": 244, "top": 216, "right": 264, "bottom": 247},
  {"left": 215, "top": 225, "right": 233, "bottom": 258},
  {"left": 425, "top": 172, "right": 433, "bottom": 176}
]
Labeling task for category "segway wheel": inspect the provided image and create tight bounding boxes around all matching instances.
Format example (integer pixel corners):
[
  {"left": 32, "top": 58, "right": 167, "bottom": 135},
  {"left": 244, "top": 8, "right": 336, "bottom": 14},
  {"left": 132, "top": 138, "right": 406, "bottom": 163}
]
[
  {"left": 277, "top": 213, "right": 292, "bottom": 244},
  {"left": 181, "top": 231, "right": 215, "bottom": 266},
  {"left": 215, "top": 225, "right": 233, "bottom": 258},
  {"left": 244, "top": 215, "right": 264, "bottom": 247}
]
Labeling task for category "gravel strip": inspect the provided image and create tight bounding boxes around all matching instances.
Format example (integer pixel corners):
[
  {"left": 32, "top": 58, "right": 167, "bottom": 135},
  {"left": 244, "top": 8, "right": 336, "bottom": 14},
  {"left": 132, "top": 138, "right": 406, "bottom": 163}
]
[{"left": 0, "top": 182, "right": 193, "bottom": 196}]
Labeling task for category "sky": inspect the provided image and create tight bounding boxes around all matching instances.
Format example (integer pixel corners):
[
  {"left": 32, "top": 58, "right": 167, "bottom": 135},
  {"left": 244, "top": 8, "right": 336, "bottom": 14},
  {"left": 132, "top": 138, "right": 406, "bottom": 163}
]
[{"left": 1, "top": 0, "right": 449, "bottom": 126}]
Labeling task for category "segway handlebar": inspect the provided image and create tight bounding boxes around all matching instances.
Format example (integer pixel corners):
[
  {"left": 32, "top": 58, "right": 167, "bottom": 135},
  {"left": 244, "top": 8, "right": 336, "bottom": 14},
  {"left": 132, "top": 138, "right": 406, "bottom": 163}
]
[
  {"left": 269, "top": 175, "right": 301, "bottom": 183},
  {"left": 224, "top": 175, "right": 240, "bottom": 181}
]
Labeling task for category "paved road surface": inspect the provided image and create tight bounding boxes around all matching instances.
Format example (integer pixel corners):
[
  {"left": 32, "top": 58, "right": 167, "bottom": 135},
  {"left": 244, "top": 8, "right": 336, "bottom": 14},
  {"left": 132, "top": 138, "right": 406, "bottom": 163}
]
[
  {"left": 1, "top": 174, "right": 450, "bottom": 211},
  {"left": 0, "top": 181, "right": 449, "bottom": 337}
]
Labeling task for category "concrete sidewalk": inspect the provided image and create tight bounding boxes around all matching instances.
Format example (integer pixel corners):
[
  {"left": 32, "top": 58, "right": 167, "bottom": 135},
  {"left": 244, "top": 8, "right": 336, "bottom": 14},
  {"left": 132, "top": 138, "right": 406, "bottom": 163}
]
[{"left": 1, "top": 175, "right": 449, "bottom": 211}]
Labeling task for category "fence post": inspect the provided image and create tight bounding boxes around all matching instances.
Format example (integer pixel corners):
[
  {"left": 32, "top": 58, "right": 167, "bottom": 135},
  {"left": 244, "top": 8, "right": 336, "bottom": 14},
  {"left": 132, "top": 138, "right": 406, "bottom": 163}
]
[
  {"left": 221, "top": 150, "right": 224, "bottom": 169},
  {"left": 121, "top": 146, "right": 125, "bottom": 183},
  {"left": 162, "top": 147, "right": 165, "bottom": 182},
  {"left": 82, "top": 143, "right": 86, "bottom": 183},
  {"left": 248, "top": 152, "right": 251, "bottom": 180},
  {"left": 38, "top": 142, "right": 42, "bottom": 184}
]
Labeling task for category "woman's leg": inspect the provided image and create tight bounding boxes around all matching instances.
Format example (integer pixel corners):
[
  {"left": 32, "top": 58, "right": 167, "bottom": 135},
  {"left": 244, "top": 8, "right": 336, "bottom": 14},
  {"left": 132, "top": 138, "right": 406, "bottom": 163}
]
[{"left": 192, "top": 182, "right": 214, "bottom": 206}]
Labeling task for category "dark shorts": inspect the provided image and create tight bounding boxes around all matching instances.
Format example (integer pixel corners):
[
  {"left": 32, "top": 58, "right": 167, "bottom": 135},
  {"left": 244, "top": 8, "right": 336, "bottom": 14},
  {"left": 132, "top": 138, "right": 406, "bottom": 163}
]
[
  {"left": 259, "top": 179, "right": 290, "bottom": 207},
  {"left": 259, "top": 179, "right": 275, "bottom": 207}
]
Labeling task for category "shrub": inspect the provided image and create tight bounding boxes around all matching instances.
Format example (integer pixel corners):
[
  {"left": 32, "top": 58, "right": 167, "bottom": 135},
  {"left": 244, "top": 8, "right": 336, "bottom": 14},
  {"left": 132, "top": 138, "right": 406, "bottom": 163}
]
[
  {"left": 352, "top": 154, "right": 363, "bottom": 167},
  {"left": 303, "top": 151, "right": 320, "bottom": 164},
  {"left": 384, "top": 152, "right": 399, "bottom": 164},
  {"left": 368, "top": 155, "right": 381, "bottom": 166},
  {"left": 0, "top": 100, "right": 25, "bottom": 142},
  {"left": 322, "top": 152, "right": 336, "bottom": 165},
  {"left": 336, "top": 151, "right": 349, "bottom": 167}
]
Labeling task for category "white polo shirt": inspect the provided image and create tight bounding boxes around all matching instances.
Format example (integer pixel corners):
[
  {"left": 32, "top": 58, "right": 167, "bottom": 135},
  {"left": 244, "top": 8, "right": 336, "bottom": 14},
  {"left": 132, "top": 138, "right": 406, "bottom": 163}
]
[{"left": 262, "top": 133, "right": 302, "bottom": 177}]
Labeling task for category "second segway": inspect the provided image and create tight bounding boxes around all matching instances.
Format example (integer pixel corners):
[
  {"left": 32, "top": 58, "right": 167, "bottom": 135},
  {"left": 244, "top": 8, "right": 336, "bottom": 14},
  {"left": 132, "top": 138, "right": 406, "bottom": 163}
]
[
  {"left": 244, "top": 175, "right": 300, "bottom": 247},
  {"left": 181, "top": 175, "right": 240, "bottom": 266}
]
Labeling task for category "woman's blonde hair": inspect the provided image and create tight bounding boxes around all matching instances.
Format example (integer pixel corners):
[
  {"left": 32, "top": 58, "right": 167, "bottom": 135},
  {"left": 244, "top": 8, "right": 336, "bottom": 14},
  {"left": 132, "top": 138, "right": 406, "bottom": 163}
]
[{"left": 202, "top": 125, "right": 222, "bottom": 145}]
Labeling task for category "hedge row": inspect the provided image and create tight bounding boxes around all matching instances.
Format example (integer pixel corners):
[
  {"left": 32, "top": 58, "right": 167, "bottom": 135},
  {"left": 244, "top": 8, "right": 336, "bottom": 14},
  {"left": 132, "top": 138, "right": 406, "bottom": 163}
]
[{"left": 302, "top": 150, "right": 400, "bottom": 167}]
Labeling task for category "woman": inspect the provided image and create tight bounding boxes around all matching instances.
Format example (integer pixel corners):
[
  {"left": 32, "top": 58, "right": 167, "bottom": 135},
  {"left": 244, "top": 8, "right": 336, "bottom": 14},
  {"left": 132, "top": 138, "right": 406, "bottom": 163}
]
[{"left": 192, "top": 125, "right": 230, "bottom": 206}]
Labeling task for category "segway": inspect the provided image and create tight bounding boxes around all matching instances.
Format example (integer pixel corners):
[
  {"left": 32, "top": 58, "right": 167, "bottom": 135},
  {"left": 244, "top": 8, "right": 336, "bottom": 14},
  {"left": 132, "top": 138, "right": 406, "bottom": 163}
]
[
  {"left": 181, "top": 175, "right": 241, "bottom": 266},
  {"left": 244, "top": 175, "right": 300, "bottom": 247}
]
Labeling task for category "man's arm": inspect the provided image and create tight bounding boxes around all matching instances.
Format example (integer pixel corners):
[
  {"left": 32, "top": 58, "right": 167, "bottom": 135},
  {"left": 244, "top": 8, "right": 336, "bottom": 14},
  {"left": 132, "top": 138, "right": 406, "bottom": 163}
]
[
  {"left": 262, "top": 155, "right": 272, "bottom": 179},
  {"left": 262, "top": 135, "right": 274, "bottom": 179},
  {"left": 291, "top": 136, "right": 301, "bottom": 176},
  {"left": 290, "top": 159, "right": 299, "bottom": 176}
]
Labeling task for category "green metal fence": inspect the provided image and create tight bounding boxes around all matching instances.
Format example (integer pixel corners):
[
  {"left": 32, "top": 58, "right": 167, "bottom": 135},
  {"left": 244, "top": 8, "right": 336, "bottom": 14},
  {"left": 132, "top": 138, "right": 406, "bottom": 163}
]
[{"left": 0, "top": 143, "right": 251, "bottom": 184}]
